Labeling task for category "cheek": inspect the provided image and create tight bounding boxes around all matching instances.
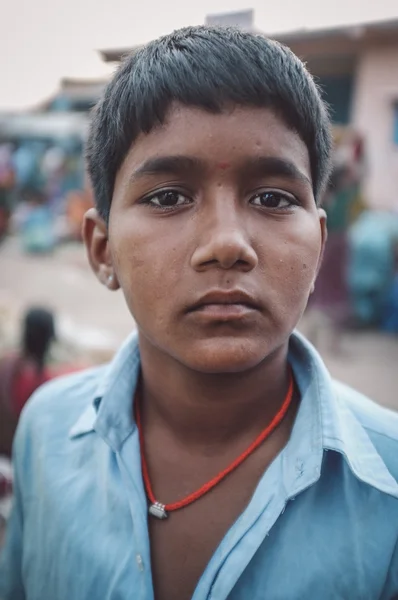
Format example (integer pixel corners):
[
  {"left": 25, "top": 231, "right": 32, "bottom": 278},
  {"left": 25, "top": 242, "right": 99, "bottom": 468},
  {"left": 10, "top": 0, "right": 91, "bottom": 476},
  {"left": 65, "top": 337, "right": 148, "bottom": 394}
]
[
  {"left": 109, "top": 217, "right": 185, "bottom": 318},
  {"left": 261, "top": 217, "right": 321, "bottom": 307},
  {"left": 287, "top": 233, "right": 320, "bottom": 285}
]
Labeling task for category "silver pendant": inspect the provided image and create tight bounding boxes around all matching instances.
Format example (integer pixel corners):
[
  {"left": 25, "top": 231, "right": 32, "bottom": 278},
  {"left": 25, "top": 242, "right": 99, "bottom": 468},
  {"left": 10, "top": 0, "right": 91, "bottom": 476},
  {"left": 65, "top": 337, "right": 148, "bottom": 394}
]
[{"left": 149, "top": 502, "right": 168, "bottom": 519}]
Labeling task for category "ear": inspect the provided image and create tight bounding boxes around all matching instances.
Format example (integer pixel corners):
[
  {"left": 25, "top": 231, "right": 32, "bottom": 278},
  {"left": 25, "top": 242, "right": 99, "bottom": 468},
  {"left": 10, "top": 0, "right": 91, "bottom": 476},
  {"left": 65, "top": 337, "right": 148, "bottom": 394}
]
[
  {"left": 310, "top": 208, "right": 328, "bottom": 294},
  {"left": 82, "top": 208, "right": 120, "bottom": 291}
]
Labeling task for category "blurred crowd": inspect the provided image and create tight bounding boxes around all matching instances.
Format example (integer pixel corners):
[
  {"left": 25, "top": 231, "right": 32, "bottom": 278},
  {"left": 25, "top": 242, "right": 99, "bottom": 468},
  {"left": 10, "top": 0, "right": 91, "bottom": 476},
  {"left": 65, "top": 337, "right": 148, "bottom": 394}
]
[{"left": 0, "top": 138, "right": 93, "bottom": 251}]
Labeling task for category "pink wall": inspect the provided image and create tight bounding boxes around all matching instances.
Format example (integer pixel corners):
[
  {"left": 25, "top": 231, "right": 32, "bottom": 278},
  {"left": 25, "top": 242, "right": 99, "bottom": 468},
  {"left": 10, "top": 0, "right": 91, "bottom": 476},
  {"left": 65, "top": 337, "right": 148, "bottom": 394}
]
[{"left": 352, "top": 44, "right": 398, "bottom": 210}]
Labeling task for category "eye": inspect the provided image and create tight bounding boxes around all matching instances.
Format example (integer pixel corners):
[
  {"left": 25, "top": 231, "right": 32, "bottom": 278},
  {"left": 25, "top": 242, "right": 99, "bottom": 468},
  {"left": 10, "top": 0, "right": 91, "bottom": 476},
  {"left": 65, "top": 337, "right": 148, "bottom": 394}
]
[
  {"left": 144, "top": 190, "right": 191, "bottom": 209},
  {"left": 250, "top": 191, "right": 296, "bottom": 209}
]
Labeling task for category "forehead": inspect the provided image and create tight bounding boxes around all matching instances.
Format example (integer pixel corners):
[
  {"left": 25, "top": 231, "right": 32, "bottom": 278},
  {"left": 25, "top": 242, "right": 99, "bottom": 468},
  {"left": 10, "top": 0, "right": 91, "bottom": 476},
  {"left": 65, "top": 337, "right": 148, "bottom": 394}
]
[{"left": 118, "top": 103, "right": 311, "bottom": 181}]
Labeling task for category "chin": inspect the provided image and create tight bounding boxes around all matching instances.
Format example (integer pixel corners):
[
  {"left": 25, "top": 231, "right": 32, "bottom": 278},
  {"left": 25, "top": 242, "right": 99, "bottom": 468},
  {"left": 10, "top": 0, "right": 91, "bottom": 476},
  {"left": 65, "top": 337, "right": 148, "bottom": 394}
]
[{"left": 180, "top": 337, "right": 274, "bottom": 374}]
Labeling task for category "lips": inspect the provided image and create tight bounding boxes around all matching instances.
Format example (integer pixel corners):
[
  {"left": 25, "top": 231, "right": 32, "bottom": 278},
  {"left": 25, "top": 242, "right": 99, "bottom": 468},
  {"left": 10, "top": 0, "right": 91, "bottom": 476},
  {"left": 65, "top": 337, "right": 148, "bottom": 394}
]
[{"left": 187, "top": 290, "right": 261, "bottom": 313}]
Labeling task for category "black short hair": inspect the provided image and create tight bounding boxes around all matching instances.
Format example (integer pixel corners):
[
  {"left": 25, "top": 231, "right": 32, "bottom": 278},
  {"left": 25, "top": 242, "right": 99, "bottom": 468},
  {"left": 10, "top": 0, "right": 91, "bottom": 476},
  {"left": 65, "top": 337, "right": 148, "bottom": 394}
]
[{"left": 86, "top": 25, "right": 332, "bottom": 222}]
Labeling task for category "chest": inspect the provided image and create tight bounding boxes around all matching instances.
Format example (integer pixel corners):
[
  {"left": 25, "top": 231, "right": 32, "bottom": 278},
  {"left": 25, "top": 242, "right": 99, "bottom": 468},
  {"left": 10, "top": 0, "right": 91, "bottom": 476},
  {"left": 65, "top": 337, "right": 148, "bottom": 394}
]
[
  {"left": 146, "top": 431, "right": 292, "bottom": 600},
  {"left": 148, "top": 471, "right": 262, "bottom": 600}
]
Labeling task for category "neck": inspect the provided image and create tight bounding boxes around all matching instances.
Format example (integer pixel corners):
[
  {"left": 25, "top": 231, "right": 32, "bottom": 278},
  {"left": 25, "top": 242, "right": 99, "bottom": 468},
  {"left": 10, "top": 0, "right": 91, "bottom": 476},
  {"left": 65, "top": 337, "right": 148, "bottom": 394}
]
[{"left": 137, "top": 335, "right": 292, "bottom": 448}]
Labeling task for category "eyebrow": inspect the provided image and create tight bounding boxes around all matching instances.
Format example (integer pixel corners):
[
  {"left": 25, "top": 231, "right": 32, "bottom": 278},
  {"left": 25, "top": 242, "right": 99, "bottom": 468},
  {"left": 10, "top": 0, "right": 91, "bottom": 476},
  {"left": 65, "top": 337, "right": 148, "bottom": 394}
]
[
  {"left": 129, "top": 154, "right": 311, "bottom": 186},
  {"left": 129, "top": 155, "right": 202, "bottom": 182},
  {"left": 247, "top": 156, "right": 312, "bottom": 186}
]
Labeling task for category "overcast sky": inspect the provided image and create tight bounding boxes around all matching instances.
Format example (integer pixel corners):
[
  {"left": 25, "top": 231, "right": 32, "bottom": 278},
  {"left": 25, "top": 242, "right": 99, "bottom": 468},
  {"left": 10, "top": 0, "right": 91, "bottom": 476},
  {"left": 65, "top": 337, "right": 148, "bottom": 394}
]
[{"left": 1, "top": 0, "right": 397, "bottom": 110}]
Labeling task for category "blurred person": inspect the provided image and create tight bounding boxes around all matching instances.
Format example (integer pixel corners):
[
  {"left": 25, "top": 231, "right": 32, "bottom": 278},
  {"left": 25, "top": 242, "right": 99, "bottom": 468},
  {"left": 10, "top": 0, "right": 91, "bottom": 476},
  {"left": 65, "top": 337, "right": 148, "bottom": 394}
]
[
  {"left": 41, "top": 146, "right": 67, "bottom": 214},
  {"left": 305, "top": 129, "right": 364, "bottom": 352},
  {"left": 12, "top": 141, "right": 46, "bottom": 194},
  {"left": 382, "top": 267, "right": 398, "bottom": 333},
  {"left": 0, "top": 308, "right": 56, "bottom": 458},
  {"left": 348, "top": 209, "right": 398, "bottom": 328},
  {"left": 19, "top": 188, "right": 55, "bottom": 253},
  {"left": 59, "top": 140, "right": 85, "bottom": 197},
  {"left": 305, "top": 165, "right": 351, "bottom": 351},
  {"left": 1, "top": 26, "right": 398, "bottom": 600}
]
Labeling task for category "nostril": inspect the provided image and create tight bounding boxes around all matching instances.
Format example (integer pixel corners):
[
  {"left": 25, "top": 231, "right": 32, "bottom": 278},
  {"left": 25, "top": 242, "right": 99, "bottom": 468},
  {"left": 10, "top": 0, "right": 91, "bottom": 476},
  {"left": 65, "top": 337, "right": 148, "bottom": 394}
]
[
  {"left": 202, "top": 259, "right": 218, "bottom": 268},
  {"left": 190, "top": 232, "right": 258, "bottom": 272}
]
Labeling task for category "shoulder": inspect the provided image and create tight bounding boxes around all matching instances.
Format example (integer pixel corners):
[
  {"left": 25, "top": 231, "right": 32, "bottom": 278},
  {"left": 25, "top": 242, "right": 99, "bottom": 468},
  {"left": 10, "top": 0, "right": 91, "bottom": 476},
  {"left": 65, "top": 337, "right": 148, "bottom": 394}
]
[
  {"left": 23, "top": 365, "right": 106, "bottom": 418},
  {"left": 332, "top": 380, "right": 398, "bottom": 441},
  {"left": 332, "top": 380, "right": 398, "bottom": 480},
  {"left": 14, "top": 365, "right": 107, "bottom": 457}
]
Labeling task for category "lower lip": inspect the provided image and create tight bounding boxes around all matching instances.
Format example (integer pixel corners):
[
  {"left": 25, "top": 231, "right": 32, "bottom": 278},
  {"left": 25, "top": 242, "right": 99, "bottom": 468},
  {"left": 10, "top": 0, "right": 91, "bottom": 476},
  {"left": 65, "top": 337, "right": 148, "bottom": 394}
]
[{"left": 190, "top": 303, "right": 257, "bottom": 320}]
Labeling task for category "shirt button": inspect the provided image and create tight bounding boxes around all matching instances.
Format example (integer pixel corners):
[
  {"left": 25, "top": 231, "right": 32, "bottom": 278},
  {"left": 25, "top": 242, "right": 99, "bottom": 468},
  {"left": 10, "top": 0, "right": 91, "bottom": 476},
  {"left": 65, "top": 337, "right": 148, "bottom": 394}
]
[{"left": 136, "top": 554, "right": 144, "bottom": 572}]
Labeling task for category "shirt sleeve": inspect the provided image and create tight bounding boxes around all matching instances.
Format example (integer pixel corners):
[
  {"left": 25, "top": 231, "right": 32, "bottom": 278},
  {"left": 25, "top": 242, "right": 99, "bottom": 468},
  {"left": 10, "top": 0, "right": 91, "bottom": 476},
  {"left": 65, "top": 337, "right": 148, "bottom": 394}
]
[{"left": 0, "top": 416, "right": 28, "bottom": 600}]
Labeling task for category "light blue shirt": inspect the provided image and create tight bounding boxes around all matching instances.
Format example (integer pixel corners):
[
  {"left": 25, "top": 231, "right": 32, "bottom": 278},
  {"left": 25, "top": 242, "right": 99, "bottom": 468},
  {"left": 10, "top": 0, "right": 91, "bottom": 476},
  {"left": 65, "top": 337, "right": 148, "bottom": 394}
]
[{"left": 1, "top": 332, "right": 398, "bottom": 599}]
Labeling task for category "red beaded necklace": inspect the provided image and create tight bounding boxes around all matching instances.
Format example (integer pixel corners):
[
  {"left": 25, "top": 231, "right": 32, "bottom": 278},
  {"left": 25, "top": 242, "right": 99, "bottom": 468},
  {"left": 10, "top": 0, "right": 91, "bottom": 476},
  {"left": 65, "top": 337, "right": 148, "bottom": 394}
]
[{"left": 135, "top": 371, "right": 294, "bottom": 519}]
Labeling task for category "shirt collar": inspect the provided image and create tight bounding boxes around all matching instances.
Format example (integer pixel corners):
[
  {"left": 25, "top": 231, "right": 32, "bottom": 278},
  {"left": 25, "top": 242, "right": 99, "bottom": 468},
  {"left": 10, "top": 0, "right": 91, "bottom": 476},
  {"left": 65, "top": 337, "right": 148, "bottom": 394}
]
[
  {"left": 69, "top": 332, "right": 140, "bottom": 450},
  {"left": 289, "top": 331, "right": 398, "bottom": 498},
  {"left": 69, "top": 330, "right": 398, "bottom": 497}
]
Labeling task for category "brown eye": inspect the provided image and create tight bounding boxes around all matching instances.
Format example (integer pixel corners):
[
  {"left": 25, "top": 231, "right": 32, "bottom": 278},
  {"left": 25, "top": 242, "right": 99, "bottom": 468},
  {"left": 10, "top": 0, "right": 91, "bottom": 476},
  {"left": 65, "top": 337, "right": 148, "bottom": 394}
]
[
  {"left": 146, "top": 191, "right": 191, "bottom": 208},
  {"left": 250, "top": 191, "right": 294, "bottom": 209}
]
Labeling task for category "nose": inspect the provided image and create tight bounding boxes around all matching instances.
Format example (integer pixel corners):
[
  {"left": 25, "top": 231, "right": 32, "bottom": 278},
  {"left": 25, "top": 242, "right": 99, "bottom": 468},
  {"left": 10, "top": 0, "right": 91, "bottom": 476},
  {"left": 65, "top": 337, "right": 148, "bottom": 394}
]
[{"left": 190, "top": 199, "right": 258, "bottom": 272}]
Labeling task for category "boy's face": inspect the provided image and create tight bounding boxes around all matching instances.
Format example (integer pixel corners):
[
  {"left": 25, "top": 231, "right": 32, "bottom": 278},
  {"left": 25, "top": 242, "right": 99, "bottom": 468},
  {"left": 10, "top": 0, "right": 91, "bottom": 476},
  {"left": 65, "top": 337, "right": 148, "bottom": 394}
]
[{"left": 85, "top": 104, "right": 326, "bottom": 373}]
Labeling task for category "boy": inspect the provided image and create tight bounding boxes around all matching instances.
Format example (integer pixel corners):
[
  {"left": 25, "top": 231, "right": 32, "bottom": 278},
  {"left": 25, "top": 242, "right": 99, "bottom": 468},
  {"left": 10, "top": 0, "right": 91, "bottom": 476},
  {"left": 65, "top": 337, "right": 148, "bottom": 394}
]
[{"left": 1, "top": 26, "right": 398, "bottom": 600}]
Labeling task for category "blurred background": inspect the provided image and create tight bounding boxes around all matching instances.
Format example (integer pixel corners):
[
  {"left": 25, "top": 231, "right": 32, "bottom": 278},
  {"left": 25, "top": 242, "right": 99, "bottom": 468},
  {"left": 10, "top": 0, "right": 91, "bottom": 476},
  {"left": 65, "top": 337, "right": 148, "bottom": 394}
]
[{"left": 0, "top": 0, "right": 397, "bottom": 478}]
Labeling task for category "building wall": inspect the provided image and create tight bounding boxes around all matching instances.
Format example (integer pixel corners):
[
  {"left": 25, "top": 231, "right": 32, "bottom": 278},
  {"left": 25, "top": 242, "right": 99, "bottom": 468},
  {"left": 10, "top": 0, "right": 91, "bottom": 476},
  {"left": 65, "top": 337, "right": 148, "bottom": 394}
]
[{"left": 351, "top": 43, "right": 398, "bottom": 209}]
